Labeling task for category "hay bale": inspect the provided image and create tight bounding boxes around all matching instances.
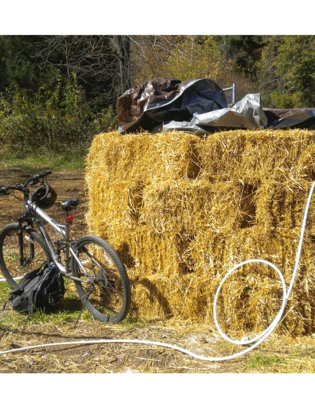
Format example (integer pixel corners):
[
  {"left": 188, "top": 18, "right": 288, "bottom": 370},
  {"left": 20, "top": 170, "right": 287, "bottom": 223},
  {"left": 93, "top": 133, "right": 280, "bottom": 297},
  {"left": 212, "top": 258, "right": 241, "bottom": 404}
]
[
  {"left": 85, "top": 129, "right": 315, "bottom": 336},
  {"left": 140, "top": 180, "right": 244, "bottom": 234},
  {"left": 86, "top": 131, "right": 201, "bottom": 185},
  {"left": 255, "top": 179, "right": 315, "bottom": 232},
  {"left": 198, "top": 129, "right": 315, "bottom": 184}
]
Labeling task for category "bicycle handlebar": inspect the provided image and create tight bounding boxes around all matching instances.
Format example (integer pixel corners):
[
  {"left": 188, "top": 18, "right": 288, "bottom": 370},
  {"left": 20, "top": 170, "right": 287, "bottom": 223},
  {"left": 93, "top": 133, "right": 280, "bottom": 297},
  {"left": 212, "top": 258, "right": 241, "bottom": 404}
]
[
  {"left": 0, "top": 170, "right": 52, "bottom": 196},
  {"left": 24, "top": 170, "right": 52, "bottom": 187}
]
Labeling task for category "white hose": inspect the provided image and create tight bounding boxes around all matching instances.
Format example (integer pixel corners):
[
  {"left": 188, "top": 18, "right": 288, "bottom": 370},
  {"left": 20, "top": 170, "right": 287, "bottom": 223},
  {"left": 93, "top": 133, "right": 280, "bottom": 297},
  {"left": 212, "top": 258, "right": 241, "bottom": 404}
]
[
  {"left": 1, "top": 181, "right": 315, "bottom": 361},
  {"left": 213, "top": 259, "right": 287, "bottom": 347},
  {"left": 0, "top": 276, "right": 23, "bottom": 282}
]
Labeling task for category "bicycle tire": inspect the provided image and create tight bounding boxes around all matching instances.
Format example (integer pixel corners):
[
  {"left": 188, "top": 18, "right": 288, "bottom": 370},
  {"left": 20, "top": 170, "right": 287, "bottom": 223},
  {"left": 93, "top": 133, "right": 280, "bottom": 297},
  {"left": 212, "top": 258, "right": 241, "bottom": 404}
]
[
  {"left": 0, "top": 222, "right": 50, "bottom": 289},
  {"left": 72, "top": 235, "right": 131, "bottom": 323}
]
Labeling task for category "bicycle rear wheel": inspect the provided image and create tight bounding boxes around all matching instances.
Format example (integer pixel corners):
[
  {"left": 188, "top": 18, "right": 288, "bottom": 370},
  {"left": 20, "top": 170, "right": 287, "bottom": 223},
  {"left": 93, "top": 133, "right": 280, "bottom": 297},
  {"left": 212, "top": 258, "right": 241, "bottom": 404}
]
[
  {"left": 72, "top": 235, "right": 131, "bottom": 323},
  {"left": 0, "top": 223, "right": 50, "bottom": 289}
]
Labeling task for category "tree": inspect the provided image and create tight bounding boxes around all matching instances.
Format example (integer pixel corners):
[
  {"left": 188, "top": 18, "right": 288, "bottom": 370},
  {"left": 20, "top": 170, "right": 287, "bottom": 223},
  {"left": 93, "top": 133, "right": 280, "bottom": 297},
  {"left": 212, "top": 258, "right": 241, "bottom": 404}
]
[
  {"left": 216, "top": 35, "right": 264, "bottom": 78},
  {"left": 127, "top": 35, "right": 256, "bottom": 102},
  {"left": 112, "top": 36, "right": 131, "bottom": 95},
  {"left": 128, "top": 35, "right": 184, "bottom": 85},
  {"left": 0, "top": 36, "right": 38, "bottom": 92},
  {"left": 258, "top": 36, "right": 315, "bottom": 108},
  {"left": 164, "top": 35, "right": 256, "bottom": 102},
  {"left": 32, "top": 35, "right": 120, "bottom": 108}
]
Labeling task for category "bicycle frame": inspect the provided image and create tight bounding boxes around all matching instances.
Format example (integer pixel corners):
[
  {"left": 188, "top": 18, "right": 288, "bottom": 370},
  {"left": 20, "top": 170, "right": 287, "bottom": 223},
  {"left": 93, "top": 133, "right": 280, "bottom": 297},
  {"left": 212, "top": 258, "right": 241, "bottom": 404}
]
[{"left": 25, "top": 200, "right": 88, "bottom": 283}]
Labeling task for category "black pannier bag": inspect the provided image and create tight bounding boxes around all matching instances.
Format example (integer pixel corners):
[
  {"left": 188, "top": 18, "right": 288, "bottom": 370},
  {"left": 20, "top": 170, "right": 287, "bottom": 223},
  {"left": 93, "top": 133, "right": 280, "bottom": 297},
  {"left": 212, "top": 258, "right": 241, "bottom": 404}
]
[{"left": 9, "top": 261, "right": 65, "bottom": 314}]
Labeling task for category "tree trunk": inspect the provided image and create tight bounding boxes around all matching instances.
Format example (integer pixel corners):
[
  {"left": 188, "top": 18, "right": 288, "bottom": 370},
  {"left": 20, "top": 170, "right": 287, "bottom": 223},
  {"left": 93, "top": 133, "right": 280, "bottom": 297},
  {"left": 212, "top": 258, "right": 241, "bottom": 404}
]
[{"left": 114, "top": 35, "right": 131, "bottom": 94}]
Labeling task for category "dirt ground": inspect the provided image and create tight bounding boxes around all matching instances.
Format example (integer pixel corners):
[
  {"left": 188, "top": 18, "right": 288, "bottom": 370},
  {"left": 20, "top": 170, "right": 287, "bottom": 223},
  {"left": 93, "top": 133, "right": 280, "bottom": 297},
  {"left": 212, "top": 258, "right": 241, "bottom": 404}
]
[{"left": 1, "top": 166, "right": 315, "bottom": 375}]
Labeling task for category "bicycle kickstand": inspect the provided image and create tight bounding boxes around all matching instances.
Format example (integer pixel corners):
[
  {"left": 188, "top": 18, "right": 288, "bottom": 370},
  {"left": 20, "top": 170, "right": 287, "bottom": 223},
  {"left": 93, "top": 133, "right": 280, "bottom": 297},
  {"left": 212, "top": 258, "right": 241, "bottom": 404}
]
[{"left": 73, "top": 286, "right": 94, "bottom": 329}]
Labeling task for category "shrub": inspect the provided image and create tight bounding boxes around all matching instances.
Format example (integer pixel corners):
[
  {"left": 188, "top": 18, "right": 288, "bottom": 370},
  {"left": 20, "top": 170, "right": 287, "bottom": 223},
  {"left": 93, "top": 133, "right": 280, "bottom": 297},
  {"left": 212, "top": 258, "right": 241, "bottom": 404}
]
[{"left": 0, "top": 73, "right": 117, "bottom": 152}]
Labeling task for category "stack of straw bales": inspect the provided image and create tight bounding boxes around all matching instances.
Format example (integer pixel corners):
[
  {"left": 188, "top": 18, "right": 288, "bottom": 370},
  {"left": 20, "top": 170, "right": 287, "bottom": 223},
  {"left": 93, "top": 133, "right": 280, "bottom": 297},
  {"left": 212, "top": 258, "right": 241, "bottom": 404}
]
[{"left": 85, "top": 129, "right": 315, "bottom": 336}]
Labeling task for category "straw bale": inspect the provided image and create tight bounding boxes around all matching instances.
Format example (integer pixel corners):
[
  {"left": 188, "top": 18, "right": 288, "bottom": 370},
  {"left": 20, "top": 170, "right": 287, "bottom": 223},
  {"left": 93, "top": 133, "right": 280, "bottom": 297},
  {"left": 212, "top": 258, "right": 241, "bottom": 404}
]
[
  {"left": 220, "top": 227, "right": 315, "bottom": 336},
  {"left": 85, "top": 129, "right": 315, "bottom": 336},
  {"left": 141, "top": 180, "right": 214, "bottom": 234},
  {"left": 86, "top": 131, "right": 201, "bottom": 185},
  {"left": 187, "top": 227, "right": 315, "bottom": 335},
  {"left": 140, "top": 179, "right": 257, "bottom": 234},
  {"left": 85, "top": 178, "right": 146, "bottom": 240},
  {"left": 113, "top": 228, "right": 196, "bottom": 320},
  {"left": 297, "top": 143, "right": 315, "bottom": 180},
  {"left": 197, "top": 129, "right": 315, "bottom": 184},
  {"left": 255, "top": 179, "right": 315, "bottom": 232}
]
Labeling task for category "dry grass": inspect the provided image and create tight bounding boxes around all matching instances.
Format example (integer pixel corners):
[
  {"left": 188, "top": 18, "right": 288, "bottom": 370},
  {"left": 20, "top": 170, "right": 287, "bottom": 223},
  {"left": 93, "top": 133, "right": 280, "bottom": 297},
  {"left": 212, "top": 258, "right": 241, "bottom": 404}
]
[{"left": 2, "top": 317, "right": 315, "bottom": 373}]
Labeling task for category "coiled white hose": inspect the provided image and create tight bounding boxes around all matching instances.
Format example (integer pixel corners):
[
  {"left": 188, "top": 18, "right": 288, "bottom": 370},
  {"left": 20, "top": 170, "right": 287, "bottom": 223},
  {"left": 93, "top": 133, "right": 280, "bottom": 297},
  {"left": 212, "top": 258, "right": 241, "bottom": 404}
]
[{"left": 1, "top": 181, "right": 315, "bottom": 361}]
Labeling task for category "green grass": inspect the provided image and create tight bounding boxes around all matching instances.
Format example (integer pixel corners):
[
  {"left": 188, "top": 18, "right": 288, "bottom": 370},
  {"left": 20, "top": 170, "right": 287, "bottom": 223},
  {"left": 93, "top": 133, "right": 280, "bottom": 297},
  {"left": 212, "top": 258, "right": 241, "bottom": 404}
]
[
  {"left": 242, "top": 353, "right": 287, "bottom": 371},
  {"left": 1, "top": 278, "right": 141, "bottom": 328},
  {"left": 0, "top": 144, "right": 87, "bottom": 171},
  {"left": 0, "top": 279, "right": 94, "bottom": 326},
  {"left": 0, "top": 280, "right": 12, "bottom": 300},
  {"left": 118, "top": 317, "right": 152, "bottom": 331}
]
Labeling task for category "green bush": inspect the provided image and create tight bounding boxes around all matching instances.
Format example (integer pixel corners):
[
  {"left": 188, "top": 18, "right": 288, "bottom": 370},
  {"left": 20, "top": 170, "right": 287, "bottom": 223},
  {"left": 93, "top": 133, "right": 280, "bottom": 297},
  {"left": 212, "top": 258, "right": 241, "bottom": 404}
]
[{"left": 0, "top": 73, "right": 117, "bottom": 153}]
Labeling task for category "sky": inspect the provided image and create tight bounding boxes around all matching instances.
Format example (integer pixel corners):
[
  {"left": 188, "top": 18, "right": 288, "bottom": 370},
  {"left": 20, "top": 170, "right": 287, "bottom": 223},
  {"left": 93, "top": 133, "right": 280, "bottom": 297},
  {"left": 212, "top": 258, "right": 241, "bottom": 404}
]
[{"left": 1, "top": 1, "right": 314, "bottom": 35}]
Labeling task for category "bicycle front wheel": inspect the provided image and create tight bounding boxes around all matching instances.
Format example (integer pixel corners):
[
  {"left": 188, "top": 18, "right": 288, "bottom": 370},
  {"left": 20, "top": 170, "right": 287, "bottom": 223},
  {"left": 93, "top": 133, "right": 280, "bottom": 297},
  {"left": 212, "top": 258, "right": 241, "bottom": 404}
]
[
  {"left": 72, "top": 235, "right": 131, "bottom": 323},
  {"left": 0, "top": 223, "right": 50, "bottom": 289}
]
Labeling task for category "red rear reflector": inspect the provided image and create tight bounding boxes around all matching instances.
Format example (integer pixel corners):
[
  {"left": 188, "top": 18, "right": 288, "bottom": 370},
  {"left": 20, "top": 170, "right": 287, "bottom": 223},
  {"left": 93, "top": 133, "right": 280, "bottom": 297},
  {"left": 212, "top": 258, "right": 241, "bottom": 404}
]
[{"left": 67, "top": 216, "right": 73, "bottom": 223}]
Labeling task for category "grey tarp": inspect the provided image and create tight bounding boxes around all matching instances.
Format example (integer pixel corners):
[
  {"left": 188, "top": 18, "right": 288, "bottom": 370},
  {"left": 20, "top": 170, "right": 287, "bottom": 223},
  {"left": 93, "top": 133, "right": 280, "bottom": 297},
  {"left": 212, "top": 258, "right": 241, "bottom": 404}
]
[
  {"left": 163, "top": 93, "right": 268, "bottom": 134},
  {"left": 117, "top": 78, "right": 228, "bottom": 133},
  {"left": 117, "top": 78, "right": 315, "bottom": 134}
]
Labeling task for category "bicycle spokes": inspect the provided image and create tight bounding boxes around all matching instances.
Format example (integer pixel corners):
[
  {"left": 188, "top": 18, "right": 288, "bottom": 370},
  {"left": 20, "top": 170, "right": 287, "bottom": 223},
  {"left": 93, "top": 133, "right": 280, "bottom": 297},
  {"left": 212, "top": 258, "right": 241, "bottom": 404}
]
[{"left": 72, "top": 237, "right": 130, "bottom": 322}]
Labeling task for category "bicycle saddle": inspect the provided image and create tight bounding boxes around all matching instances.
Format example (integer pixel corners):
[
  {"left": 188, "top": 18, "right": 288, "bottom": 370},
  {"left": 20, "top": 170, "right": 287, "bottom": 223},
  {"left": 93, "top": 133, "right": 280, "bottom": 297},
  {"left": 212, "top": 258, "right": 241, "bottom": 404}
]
[{"left": 55, "top": 198, "right": 79, "bottom": 211}]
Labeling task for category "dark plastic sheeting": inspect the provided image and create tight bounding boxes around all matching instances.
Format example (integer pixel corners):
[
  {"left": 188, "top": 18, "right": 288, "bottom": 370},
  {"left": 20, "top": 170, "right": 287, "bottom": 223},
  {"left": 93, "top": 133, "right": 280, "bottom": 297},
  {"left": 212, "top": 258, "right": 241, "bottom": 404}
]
[
  {"left": 263, "top": 108, "right": 315, "bottom": 130},
  {"left": 117, "top": 78, "right": 315, "bottom": 134}
]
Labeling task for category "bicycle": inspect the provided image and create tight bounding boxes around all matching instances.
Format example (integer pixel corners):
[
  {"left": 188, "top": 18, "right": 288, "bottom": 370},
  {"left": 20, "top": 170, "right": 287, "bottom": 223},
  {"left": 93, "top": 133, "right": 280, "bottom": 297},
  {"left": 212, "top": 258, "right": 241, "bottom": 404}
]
[{"left": 0, "top": 170, "right": 131, "bottom": 323}]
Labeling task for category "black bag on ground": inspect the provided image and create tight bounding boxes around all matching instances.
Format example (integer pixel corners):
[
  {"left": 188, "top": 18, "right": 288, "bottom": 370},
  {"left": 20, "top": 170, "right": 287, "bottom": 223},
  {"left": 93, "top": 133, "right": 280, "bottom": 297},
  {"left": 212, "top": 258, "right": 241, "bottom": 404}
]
[{"left": 9, "top": 261, "right": 65, "bottom": 314}]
